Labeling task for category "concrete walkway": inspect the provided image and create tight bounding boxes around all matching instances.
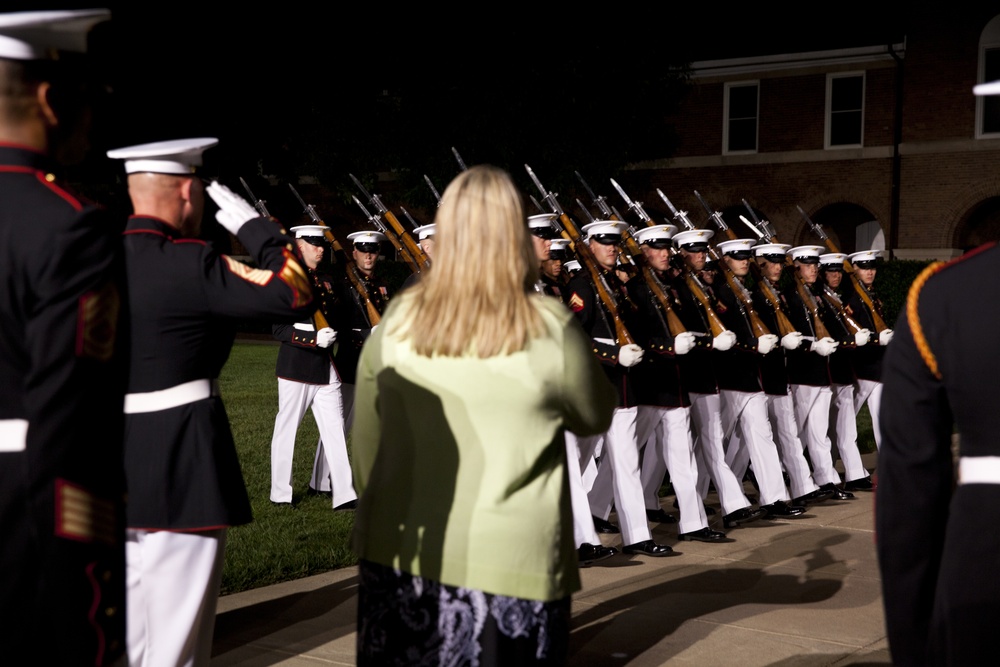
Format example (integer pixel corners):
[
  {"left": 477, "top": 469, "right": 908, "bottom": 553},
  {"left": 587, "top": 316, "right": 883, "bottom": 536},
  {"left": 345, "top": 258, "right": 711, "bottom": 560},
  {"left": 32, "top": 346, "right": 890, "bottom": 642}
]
[{"left": 211, "top": 454, "right": 889, "bottom": 666}]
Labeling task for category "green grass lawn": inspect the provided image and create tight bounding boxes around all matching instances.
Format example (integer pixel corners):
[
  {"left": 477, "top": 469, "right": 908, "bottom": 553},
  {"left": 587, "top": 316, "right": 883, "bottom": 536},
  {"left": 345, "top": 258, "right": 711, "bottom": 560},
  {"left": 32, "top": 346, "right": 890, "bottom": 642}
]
[
  {"left": 217, "top": 340, "right": 878, "bottom": 595},
  {"left": 218, "top": 341, "right": 358, "bottom": 595}
]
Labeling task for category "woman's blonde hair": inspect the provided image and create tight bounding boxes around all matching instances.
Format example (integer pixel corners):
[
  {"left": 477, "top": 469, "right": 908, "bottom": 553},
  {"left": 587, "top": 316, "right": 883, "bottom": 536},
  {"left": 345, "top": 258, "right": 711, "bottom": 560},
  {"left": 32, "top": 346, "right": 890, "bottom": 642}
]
[{"left": 394, "top": 165, "right": 544, "bottom": 357}]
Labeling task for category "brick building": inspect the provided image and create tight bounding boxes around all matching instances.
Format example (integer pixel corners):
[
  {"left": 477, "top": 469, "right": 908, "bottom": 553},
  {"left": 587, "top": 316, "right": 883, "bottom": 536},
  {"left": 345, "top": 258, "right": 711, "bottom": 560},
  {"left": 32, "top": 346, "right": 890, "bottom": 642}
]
[{"left": 622, "top": 8, "right": 1000, "bottom": 260}]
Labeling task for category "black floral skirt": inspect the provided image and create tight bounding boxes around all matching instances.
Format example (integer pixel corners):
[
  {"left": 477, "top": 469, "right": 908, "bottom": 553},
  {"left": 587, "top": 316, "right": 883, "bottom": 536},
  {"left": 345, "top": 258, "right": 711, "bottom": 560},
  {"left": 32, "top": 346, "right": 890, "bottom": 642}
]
[{"left": 357, "top": 559, "right": 570, "bottom": 666}]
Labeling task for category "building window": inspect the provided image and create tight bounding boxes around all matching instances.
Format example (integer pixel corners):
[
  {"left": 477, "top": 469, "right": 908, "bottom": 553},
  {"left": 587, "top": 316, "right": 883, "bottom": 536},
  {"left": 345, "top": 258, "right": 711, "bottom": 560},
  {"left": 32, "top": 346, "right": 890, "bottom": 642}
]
[
  {"left": 977, "top": 15, "right": 1000, "bottom": 138},
  {"left": 724, "top": 82, "right": 758, "bottom": 154},
  {"left": 826, "top": 73, "right": 865, "bottom": 148}
]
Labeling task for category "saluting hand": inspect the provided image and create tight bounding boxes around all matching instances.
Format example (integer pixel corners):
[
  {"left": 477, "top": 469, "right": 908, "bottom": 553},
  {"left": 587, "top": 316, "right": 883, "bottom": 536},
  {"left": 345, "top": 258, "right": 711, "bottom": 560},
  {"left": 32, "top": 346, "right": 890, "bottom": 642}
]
[{"left": 207, "top": 181, "right": 260, "bottom": 235}]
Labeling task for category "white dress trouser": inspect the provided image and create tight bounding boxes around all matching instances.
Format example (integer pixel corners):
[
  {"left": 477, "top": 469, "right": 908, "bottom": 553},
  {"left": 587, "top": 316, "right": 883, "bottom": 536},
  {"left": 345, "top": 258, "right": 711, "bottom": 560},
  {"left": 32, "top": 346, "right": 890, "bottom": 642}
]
[
  {"left": 830, "top": 383, "right": 869, "bottom": 482},
  {"left": 270, "top": 366, "right": 357, "bottom": 507},
  {"left": 719, "top": 389, "right": 790, "bottom": 506},
  {"left": 790, "top": 384, "right": 841, "bottom": 486},
  {"left": 689, "top": 392, "right": 752, "bottom": 516},
  {"left": 309, "top": 383, "right": 356, "bottom": 495},
  {"left": 854, "top": 378, "right": 883, "bottom": 450},
  {"left": 636, "top": 405, "right": 708, "bottom": 535},
  {"left": 767, "top": 393, "right": 821, "bottom": 499},
  {"left": 126, "top": 528, "right": 226, "bottom": 667},
  {"left": 563, "top": 431, "right": 600, "bottom": 547},
  {"left": 584, "top": 407, "right": 652, "bottom": 546}
]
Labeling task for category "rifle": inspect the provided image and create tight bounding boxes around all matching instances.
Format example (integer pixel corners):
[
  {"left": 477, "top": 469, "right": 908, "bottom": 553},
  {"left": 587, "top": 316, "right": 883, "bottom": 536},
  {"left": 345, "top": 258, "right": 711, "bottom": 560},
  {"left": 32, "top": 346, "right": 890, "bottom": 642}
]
[
  {"left": 350, "top": 195, "right": 420, "bottom": 274},
  {"left": 797, "top": 205, "right": 888, "bottom": 333},
  {"left": 691, "top": 190, "right": 772, "bottom": 339},
  {"left": 651, "top": 189, "right": 733, "bottom": 339},
  {"left": 289, "top": 184, "right": 382, "bottom": 327},
  {"left": 240, "top": 177, "right": 271, "bottom": 218},
  {"left": 525, "top": 164, "right": 635, "bottom": 345},
  {"left": 348, "top": 173, "right": 429, "bottom": 272},
  {"left": 740, "top": 204, "right": 831, "bottom": 339},
  {"left": 576, "top": 175, "right": 684, "bottom": 337},
  {"left": 737, "top": 214, "right": 798, "bottom": 337},
  {"left": 451, "top": 147, "right": 468, "bottom": 172}
]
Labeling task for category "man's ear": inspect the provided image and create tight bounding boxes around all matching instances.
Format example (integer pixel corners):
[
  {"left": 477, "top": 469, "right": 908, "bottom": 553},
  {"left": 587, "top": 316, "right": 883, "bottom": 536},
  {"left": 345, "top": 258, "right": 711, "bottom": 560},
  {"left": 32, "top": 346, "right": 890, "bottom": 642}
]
[
  {"left": 178, "top": 175, "right": 194, "bottom": 202},
  {"left": 36, "top": 82, "right": 59, "bottom": 128}
]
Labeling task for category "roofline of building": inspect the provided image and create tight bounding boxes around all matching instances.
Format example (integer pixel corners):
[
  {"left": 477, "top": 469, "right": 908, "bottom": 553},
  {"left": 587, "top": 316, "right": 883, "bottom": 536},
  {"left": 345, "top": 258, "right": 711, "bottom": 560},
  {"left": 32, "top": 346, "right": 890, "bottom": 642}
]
[{"left": 688, "top": 41, "right": 907, "bottom": 79}]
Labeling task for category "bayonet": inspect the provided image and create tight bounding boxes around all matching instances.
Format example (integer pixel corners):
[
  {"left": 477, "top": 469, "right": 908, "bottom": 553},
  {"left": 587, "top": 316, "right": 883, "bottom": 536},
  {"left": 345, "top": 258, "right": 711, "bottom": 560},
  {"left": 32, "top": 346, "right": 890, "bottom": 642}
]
[
  {"left": 529, "top": 195, "right": 550, "bottom": 216},
  {"left": 656, "top": 189, "right": 696, "bottom": 230},
  {"left": 524, "top": 164, "right": 567, "bottom": 217},
  {"left": 349, "top": 172, "right": 429, "bottom": 270},
  {"left": 399, "top": 206, "right": 420, "bottom": 231},
  {"left": 739, "top": 215, "right": 765, "bottom": 240},
  {"left": 743, "top": 199, "right": 776, "bottom": 239},
  {"left": 240, "top": 177, "right": 270, "bottom": 218},
  {"left": 693, "top": 190, "right": 729, "bottom": 233},
  {"left": 575, "top": 171, "right": 614, "bottom": 218},
  {"left": 575, "top": 198, "right": 596, "bottom": 225},
  {"left": 451, "top": 147, "right": 468, "bottom": 171},
  {"left": 288, "top": 184, "right": 323, "bottom": 224},
  {"left": 797, "top": 205, "right": 829, "bottom": 241},
  {"left": 609, "top": 178, "right": 652, "bottom": 224},
  {"left": 423, "top": 174, "right": 442, "bottom": 206}
]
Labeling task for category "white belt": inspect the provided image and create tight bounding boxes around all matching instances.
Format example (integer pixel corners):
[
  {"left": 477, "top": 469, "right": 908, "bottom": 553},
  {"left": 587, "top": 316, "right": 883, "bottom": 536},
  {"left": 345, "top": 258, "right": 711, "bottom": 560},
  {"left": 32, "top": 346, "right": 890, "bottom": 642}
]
[
  {"left": 0, "top": 419, "right": 28, "bottom": 452},
  {"left": 293, "top": 322, "right": 315, "bottom": 331},
  {"left": 594, "top": 337, "right": 615, "bottom": 345},
  {"left": 124, "top": 379, "right": 219, "bottom": 414},
  {"left": 958, "top": 456, "right": 1000, "bottom": 484}
]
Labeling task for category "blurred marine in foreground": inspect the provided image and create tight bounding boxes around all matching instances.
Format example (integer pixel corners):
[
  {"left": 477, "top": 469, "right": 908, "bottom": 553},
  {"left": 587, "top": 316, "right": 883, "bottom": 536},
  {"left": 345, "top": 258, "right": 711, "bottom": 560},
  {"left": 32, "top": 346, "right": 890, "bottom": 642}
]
[
  {"left": 876, "top": 76, "right": 1000, "bottom": 665},
  {"left": 0, "top": 10, "right": 127, "bottom": 665}
]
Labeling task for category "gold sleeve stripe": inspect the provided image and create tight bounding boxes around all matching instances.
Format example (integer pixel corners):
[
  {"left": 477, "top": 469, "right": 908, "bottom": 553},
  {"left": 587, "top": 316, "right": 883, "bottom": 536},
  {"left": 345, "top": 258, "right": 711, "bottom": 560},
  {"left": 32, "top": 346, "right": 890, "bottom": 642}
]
[
  {"left": 277, "top": 250, "right": 314, "bottom": 309},
  {"left": 55, "top": 480, "right": 117, "bottom": 546},
  {"left": 222, "top": 255, "right": 274, "bottom": 286},
  {"left": 905, "top": 261, "right": 946, "bottom": 380}
]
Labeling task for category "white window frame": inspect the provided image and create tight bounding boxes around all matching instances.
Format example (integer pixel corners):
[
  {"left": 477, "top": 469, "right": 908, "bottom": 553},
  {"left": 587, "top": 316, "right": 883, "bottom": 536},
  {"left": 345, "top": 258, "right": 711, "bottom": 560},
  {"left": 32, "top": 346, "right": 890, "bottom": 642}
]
[
  {"left": 977, "top": 17, "right": 1000, "bottom": 139},
  {"left": 723, "top": 81, "right": 759, "bottom": 155},
  {"left": 825, "top": 71, "right": 865, "bottom": 149}
]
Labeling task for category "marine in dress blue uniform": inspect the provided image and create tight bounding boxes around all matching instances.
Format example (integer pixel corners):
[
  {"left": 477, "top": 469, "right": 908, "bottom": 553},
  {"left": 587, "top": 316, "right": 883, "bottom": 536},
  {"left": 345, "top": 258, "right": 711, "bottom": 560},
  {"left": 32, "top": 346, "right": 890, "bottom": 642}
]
[
  {"left": 0, "top": 11, "right": 126, "bottom": 665},
  {"left": 108, "top": 138, "right": 314, "bottom": 666}
]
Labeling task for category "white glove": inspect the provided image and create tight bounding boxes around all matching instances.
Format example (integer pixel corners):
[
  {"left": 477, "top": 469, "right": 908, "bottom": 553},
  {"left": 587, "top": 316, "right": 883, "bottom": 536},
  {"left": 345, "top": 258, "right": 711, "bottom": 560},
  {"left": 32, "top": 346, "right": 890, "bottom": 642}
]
[
  {"left": 854, "top": 329, "right": 872, "bottom": 347},
  {"left": 618, "top": 344, "right": 644, "bottom": 368},
  {"left": 810, "top": 336, "right": 839, "bottom": 357},
  {"left": 879, "top": 329, "right": 894, "bottom": 345},
  {"left": 316, "top": 327, "right": 337, "bottom": 348},
  {"left": 206, "top": 181, "right": 260, "bottom": 235},
  {"left": 712, "top": 330, "right": 736, "bottom": 352},
  {"left": 757, "top": 334, "right": 779, "bottom": 355},
  {"left": 781, "top": 331, "right": 804, "bottom": 350},
  {"left": 674, "top": 331, "right": 696, "bottom": 356}
]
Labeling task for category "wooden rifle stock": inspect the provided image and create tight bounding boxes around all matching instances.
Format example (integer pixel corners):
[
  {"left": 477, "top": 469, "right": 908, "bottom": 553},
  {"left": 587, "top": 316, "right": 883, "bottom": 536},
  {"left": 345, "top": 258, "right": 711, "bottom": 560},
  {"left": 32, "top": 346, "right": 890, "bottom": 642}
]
[
  {"left": 313, "top": 225, "right": 383, "bottom": 328},
  {"left": 619, "top": 222, "right": 687, "bottom": 338},
  {"left": 558, "top": 212, "right": 635, "bottom": 346},
  {"left": 707, "top": 245, "right": 772, "bottom": 338},
  {"left": 820, "top": 286, "right": 865, "bottom": 337},
  {"left": 817, "top": 233, "right": 888, "bottom": 333},
  {"left": 757, "top": 277, "right": 798, "bottom": 337}
]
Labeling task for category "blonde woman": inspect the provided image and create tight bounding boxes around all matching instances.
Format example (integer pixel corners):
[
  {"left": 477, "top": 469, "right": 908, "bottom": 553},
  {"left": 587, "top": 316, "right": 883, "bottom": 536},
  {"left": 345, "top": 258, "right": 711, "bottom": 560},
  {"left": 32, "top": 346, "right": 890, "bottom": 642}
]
[{"left": 350, "top": 166, "right": 617, "bottom": 665}]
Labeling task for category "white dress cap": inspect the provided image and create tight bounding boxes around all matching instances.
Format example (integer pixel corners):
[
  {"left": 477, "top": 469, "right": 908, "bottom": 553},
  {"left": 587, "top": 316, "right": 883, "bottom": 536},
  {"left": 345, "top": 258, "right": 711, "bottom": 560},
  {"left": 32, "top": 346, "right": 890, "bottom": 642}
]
[
  {"left": 581, "top": 220, "right": 626, "bottom": 239},
  {"left": 753, "top": 242, "right": 791, "bottom": 257},
  {"left": 819, "top": 252, "right": 848, "bottom": 266},
  {"left": 633, "top": 224, "right": 677, "bottom": 245},
  {"left": 413, "top": 224, "right": 436, "bottom": 240},
  {"left": 975, "top": 80, "right": 1000, "bottom": 96},
  {"left": 347, "top": 230, "right": 387, "bottom": 245},
  {"left": 717, "top": 238, "right": 756, "bottom": 256},
  {"left": 0, "top": 9, "right": 109, "bottom": 60},
  {"left": 672, "top": 228, "right": 715, "bottom": 249},
  {"left": 106, "top": 138, "right": 219, "bottom": 175},
  {"left": 787, "top": 245, "right": 826, "bottom": 262},
  {"left": 564, "top": 260, "right": 582, "bottom": 272},
  {"left": 848, "top": 250, "right": 883, "bottom": 264},
  {"left": 527, "top": 213, "right": 559, "bottom": 230},
  {"left": 549, "top": 238, "right": 571, "bottom": 252},
  {"left": 290, "top": 225, "right": 328, "bottom": 239}
]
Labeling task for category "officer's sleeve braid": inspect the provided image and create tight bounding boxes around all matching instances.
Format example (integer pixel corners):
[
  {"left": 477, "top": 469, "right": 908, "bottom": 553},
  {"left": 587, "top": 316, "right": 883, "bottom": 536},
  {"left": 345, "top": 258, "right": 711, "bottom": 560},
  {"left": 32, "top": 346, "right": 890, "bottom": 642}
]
[{"left": 905, "top": 261, "right": 946, "bottom": 380}]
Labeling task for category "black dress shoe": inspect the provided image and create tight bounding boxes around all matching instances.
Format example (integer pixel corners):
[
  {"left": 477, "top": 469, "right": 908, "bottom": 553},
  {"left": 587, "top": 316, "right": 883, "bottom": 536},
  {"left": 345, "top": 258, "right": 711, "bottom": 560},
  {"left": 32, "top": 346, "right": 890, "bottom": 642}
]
[
  {"left": 761, "top": 500, "right": 806, "bottom": 518},
  {"left": 645, "top": 508, "right": 678, "bottom": 524},
  {"left": 820, "top": 482, "right": 855, "bottom": 500},
  {"left": 723, "top": 506, "right": 767, "bottom": 529},
  {"left": 593, "top": 515, "right": 620, "bottom": 534},
  {"left": 578, "top": 543, "right": 617, "bottom": 566},
  {"left": 678, "top": 527, "right": 733, "bottom": 543},
  {"left": 334, "top": 499, "right": 359, "bottom": 511},
  {"left": 793, "top": 487, "right": 835, "bottom": 505},
  {"left": 622, "top": 540, "right": 679, "bottom": 557},
  {"left": 844, "top": 476, "right": 875, "bottom": 492}
]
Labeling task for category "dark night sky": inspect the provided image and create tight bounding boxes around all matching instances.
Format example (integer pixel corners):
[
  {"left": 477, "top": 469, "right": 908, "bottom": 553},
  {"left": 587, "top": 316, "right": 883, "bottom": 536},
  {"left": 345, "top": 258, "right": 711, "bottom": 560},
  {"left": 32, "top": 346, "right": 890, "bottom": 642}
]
[{"left": 6, "top": 3, "right": 907, "bottom": 224}]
